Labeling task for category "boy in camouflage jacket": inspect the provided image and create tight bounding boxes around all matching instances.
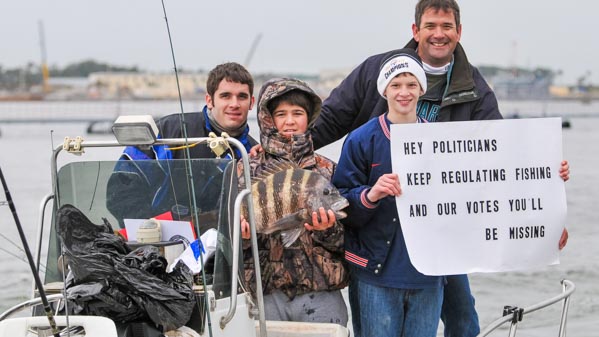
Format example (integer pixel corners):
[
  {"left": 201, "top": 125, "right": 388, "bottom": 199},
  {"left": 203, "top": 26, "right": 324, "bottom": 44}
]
[{"left": 238, "top": 78, "right": 348, "bottom": 325}]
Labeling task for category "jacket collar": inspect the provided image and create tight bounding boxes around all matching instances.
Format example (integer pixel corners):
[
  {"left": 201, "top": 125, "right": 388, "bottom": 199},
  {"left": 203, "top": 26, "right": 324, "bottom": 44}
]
[
  {"left": 378, "top": 114, "right": 428, "bottom": 141},
  {"left": 404, "top": 39, "right": 476, "bottom": 104}
]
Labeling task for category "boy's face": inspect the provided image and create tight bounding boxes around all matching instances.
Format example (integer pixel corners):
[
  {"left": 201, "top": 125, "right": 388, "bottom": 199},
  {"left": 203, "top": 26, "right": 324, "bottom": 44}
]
[
  {"left": 384, "top": 73, "right": 422, "bottom": 117},
  {"left": 272, "top": 102, "right": 309, "bottom": 138},
  {"left": 205, "top": 79, "right": 254, "bottom": 130}
]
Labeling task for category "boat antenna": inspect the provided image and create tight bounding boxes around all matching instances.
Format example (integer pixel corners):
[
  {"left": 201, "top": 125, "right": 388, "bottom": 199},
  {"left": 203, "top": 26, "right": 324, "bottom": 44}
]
[
  {"left": 159, "top": 1, "right": 214, "bottom": 336},
  {"left": 0, "top": 165, "right": 60, "bottom": 337}
]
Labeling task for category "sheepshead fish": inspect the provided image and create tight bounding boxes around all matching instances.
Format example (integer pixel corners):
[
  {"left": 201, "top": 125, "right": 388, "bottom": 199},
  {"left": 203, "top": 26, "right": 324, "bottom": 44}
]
[{"left": 246, "top": 162, "right": 348, "bottom": 247}]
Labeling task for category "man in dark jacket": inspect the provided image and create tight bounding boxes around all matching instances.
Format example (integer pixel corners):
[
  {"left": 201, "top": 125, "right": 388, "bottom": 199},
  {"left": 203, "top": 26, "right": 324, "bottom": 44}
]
[
  {"left": 312, "top": 1, "right": 501, "bottom": 149},
  {"left": 312, "top": 1, "right": 500, "bottom": 337},
  {"left": 106, "top": 62, "right": 257, "bottom": 225}
]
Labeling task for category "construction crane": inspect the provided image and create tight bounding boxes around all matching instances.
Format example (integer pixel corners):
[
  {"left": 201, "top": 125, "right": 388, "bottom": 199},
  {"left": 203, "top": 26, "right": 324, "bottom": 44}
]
[
  {"left": 244, "top": 33, "right": 262, "bottom": 68},
  {"left": 38, "top": 20, "right": 50, "bottom": 93}
]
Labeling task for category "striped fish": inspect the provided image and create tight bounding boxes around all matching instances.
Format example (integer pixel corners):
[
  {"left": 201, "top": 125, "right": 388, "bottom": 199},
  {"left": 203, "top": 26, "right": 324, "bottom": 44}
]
[{"left": 246, "top": 161, "right": 348, "bottom": 247}]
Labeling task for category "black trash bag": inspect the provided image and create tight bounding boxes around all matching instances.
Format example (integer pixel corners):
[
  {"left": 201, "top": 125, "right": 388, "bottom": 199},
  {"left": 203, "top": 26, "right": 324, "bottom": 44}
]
[{"left": 56, "top": 204, "right": 196, "bottom": 332}]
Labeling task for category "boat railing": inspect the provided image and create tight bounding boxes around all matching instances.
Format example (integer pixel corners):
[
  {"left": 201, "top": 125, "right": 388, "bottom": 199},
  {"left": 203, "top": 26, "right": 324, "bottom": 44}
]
[
  {"left": 4, "top": 134, "right": 268, "bottom": 337},
  {"left": 0, "top": 294, "right": 63, "bottom": 321},
  {"left": 477, "top": 279, "right": 575, "bottom": 337},
  {"left": 220, "top": 188, "right": 250, "bottom": 328},
  {"left": 31, "top": 193, "right": 54, "bottom": 298}
]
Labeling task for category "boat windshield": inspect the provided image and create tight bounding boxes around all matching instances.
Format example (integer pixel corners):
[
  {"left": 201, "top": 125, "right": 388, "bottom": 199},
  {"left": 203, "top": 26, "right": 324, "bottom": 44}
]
[{"left": 45, "top": 158, "right": 240, "bottom": 299}]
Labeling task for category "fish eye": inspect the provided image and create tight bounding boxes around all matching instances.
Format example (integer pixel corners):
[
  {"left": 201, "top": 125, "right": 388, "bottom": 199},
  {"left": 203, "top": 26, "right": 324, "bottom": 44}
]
[{"left": 323, "top": 188, "right": 330, "bottom": 195}]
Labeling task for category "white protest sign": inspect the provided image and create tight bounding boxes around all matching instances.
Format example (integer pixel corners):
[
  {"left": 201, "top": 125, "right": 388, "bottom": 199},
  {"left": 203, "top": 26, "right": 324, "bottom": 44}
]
[{"left": 390, "top": 118, "right": 567, "bottom": 275}]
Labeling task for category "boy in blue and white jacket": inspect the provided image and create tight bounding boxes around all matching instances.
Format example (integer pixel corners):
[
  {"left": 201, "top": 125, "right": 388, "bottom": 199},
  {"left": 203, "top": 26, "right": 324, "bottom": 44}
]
[{"left": 332, "top": 48, "right": 443, "bottom": 337}]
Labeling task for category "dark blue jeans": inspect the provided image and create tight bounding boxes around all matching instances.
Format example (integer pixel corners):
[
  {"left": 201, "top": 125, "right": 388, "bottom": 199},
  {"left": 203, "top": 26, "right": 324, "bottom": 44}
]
[
  {"left": 348, "top": 276, "right": 361, "bottom": 337},
  {"left": 353, "top": 278, "right": 443, "bottom": 337},
  {"left": 441, "top": 274, "right": 480, "bottom": 337},
  {"left": 349, "top": 274, "right": 479, "bottom": 337}
]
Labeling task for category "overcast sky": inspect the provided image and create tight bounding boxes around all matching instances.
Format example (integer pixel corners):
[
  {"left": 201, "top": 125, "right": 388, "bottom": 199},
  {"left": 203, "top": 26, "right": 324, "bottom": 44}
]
[{"left": 1, "top": 0, "right": 596, "bottom": 85}]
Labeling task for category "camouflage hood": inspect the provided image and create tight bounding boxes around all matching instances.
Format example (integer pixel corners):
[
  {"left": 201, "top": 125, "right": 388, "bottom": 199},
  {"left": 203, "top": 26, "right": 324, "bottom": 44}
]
[{"left": 256, "top": 78, "right": 322, "bottom": 166}]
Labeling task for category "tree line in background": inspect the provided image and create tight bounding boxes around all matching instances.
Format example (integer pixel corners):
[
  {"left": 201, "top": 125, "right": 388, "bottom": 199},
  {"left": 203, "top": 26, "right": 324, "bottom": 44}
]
[
  {"left": 1, "top": 59, "right": 569, "bottom": 96},
  {"left": 0, "top": 60, "right": 139, "bottom": 91}
]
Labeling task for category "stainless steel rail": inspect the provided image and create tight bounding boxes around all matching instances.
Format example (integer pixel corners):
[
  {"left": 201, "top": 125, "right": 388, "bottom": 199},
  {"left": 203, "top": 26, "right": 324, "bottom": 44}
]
[
  {"left": 31, "top": 193, "right": 54, "bottom": 298},
  {"left": 0, "top": 294, "right": 64, "bottom": 321},
  {"left": 219, "top": 189, "right": 249, "bottom": 328},
  {"left": 477, "top": 279, "right": 575, "bottom": 337}
]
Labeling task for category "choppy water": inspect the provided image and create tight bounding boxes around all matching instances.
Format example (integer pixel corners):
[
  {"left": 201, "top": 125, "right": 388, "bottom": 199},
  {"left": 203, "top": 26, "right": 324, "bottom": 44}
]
[{"left": 0, "top": 100, "right": 597, "bottom": 336}]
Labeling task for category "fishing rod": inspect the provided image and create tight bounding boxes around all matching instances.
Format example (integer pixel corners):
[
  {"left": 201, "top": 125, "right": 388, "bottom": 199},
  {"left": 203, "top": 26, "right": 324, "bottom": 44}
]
[
  {"left": 159, "top": 1, "right": 214, "bottom": 336},
  {"left": 0, "top": 165, "right": 60, "bottom": 337}
]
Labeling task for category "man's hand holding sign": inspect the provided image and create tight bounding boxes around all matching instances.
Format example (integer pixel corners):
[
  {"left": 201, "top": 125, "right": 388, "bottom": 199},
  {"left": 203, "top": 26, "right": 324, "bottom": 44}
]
[{"left": 390, "top": 118, "right": 568, "bottom": 275}]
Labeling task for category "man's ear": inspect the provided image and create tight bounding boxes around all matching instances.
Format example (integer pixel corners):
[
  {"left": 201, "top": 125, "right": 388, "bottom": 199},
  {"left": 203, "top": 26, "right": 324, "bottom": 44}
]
[
  {"left": 249, "top": 96, "right": 255, "bottom": 110},
  {"left": 205, "top": 93, "right": 213, "bottom": 109},
  {"left": 412, "top": 23, "right": 420, "bottom": 42}
]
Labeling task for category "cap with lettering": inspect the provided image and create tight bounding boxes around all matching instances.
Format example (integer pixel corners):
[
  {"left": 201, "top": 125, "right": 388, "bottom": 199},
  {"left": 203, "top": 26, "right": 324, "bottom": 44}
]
[{"left": 377, "top": 49, "right": 427, "bottom": 98}]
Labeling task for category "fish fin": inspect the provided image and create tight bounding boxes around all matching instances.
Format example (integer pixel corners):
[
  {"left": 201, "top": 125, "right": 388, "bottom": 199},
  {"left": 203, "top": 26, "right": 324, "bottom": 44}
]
[
  {"left": 281, "top": 228, "right": 305, "bottom": 247},
  {"left": 251, "top": 159, "right": 300, "bottom": 184},
  {"left": 270, "top": 210, "right": 307, "bottom": 231}
]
